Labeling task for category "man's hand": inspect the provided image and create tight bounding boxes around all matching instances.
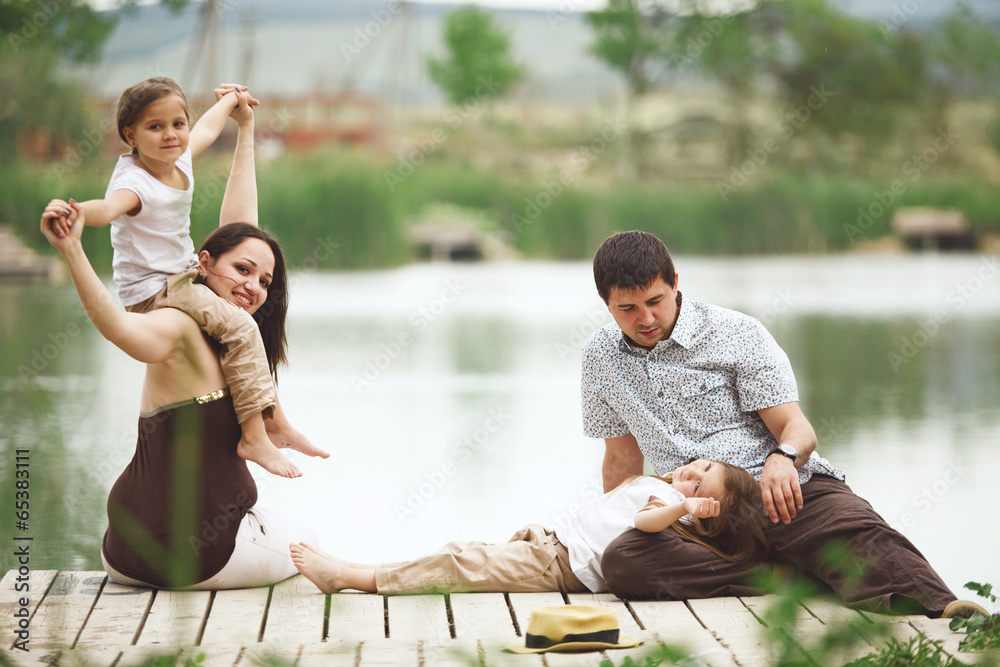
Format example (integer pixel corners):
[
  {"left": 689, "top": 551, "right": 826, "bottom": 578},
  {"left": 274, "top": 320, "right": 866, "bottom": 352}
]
[
  {"left": 757, "top": 402, "right": 815, "bottom": 524},
  {"left": 760, "top": 454, "right": 802, "bottom": 524}
]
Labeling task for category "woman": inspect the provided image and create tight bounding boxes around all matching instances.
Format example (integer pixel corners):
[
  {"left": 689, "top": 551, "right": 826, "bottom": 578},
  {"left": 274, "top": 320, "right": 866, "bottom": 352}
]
[{"left": 40, "top": 89, "right": 321, "bottom": 589}]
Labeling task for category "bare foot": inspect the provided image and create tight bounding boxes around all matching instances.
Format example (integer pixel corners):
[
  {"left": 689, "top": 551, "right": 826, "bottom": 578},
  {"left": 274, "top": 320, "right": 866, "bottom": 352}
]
[
  {"left": 298, "top": 542, "right": 379, "bottom": 570},
  {"left": 237, "top": 437, "right": 302, "bottom": 478},
  {"left": 266, "top": 422, "right": 329, "bottom": 459},
  {"left": 290, "top": 543, "right": 375, "bottom": 593}
]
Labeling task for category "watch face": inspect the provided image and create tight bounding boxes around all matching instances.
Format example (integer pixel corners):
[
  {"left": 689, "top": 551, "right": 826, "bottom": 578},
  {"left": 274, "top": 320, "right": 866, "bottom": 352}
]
[{"left": 778, "top": 444, "right": 798, "bottom": 458}]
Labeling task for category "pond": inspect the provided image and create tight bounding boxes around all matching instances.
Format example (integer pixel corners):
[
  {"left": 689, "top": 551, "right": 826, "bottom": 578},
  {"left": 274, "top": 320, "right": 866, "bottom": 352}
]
[{"left": 1, "top": 253, "right": 998, "bottom": 607}]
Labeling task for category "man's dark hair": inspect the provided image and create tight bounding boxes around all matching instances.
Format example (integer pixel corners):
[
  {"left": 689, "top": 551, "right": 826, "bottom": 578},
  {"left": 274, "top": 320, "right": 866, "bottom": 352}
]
[{"left": 593, "top": 231, "right": 676, "bottom": 303}]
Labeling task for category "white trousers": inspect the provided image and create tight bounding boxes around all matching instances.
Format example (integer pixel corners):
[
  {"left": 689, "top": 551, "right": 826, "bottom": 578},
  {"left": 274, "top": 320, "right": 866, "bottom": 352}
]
[{"left": 102, "top": 505, "right": 317, "bottom": 590}]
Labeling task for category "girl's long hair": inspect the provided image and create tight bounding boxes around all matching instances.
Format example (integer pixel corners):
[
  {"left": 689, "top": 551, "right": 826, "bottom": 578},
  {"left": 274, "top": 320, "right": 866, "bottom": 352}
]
[
  {"left": 619, "top": 462, "right": 769, "bottom": 562},
  {"left": 199, "top": 223, "right": 288, "bottom": 378}
]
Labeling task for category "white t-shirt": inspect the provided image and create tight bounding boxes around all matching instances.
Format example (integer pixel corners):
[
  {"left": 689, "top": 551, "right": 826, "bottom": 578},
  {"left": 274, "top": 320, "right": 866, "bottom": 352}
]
[
  {"left": 553, "top": 476, "right": 684, "bottom": 592},
  {"left": 106, "top": 148, "right": 198, "bottom": 306}
]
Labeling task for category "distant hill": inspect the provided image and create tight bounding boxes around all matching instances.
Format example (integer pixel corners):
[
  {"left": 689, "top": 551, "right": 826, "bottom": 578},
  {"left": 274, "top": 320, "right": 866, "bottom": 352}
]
[{"left": 76, "top": 0, "right": 999, "bottom": 105}]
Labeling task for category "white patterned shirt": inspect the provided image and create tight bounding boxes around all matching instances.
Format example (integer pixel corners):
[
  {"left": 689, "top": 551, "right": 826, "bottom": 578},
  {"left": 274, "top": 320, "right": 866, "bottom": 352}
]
[{"left": 581, "top": 297, "right": 843, "bottom": 484}]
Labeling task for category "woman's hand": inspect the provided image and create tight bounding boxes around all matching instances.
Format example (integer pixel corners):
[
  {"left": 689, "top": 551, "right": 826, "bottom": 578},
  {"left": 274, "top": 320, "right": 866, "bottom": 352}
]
[
  {"left": 41, "top": 199, "right": 84, "bottom": 248},
  {"left": 229, "top": 89, "right": 256, "bottom": 127},
  {"left": 682, "top": 496, "right": 720, "bottom": 519},
  {"left": 215, "top": 84, "right": 259, "bottom": 109}
]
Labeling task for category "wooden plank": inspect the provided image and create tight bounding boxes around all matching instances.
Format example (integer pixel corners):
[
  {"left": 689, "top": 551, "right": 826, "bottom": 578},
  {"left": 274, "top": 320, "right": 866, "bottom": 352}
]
[
  {"left": 546, "top": 641, "right": 669, "bottom": 667},
  {"left": 135, "top": 589, "right": 211, "bottom": 647},
  {"left": 479, "top": 638, "right": 547, "bottom": 666},
  {"left": 355, "top": 638, "right": 420, "bottom": 665},
  {"left": 327, "top": 592, "right": 386, "bottom": 640},
  {"left": 505, "top": 592, "right": 565, "bottom": 636},
  {"left": 1, "top": 569, "right": 58, "bottom": 651},
  {"left": 385, "top": 595, "right": 451, "bottom": 640},
  {"left": 907, "top": 616, "right": 967, "bottom": 658},
  {"left": 48, "top": 648, "right": 123, "bottom": 666},
  {"left": 296, "top": 640, "right": 360, "bottom": 667},
  {"left": 800, "top": 597, "right": 872, "bottom": 628},
  {"left": 598, "top": 630, "right": 669, "bottom": 664},
  {"left": 177, "top": 645, "right": 245, "bottom": 665},
  {"left": 27, "top": 571, "right": 105, "bottom": 650},
  {"left": 0, "top": 647, "right": 68, "bottom": 666},
  {"left": 422, "top": 638, "right": 484, "bottom": 666},
  {"left": 567, "top": 592, "right": 642, "bottom": 635},
  {"left": 450, "top": 593, "right": 518, "bottom": 639},
  {"left": 118, "top": 645, "right": 241, "bottom": 666},
  {"left": 199, "top": 586, "right": 269, "bottom": 646},
  {"left": 117, "top": 645, "right": 188, "bottom": 666},
  {"left": 75, "top": 581, "right": 152, "bottom": 650},
  {"left": 687, "top": 597, "right": 771, "bottom": 666},
  {"left": 855, "top": 608, "right": 924, "bottom": 649},
  {"left": 799, "top": 597, "right": 884, "bottom": 663},
  {"left": 544, "top": 650, "right": 613, "bottom": 667},
  {"left": 742, "top": 594, "right": 852, "bottom": 665},
  {"left": 241, "top": 643, "right": 302, "bottom": 665},
  {"left": 261, "top": 575, "right": 325, "bottom": 645},
  {"left": 628, "top": 599, "right": 735, "bottom": 667}
]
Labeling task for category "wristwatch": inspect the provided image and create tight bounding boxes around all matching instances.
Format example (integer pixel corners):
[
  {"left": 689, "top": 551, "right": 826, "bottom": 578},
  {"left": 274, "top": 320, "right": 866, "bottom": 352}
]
[{"left": 769, "top": 443, "right": 798, "bottom": 462}]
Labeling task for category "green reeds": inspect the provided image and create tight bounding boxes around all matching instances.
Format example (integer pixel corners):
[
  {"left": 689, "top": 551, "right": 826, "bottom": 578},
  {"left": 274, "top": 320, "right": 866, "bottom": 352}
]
[{"left": 8, "top": 150, "right": 1000, "bottom": 271}]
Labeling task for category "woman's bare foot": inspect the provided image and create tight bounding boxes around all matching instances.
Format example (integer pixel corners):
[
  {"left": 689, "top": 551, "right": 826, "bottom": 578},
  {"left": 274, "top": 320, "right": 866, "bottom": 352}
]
[
  {"left": 266, "top": 422, "right": 329, "bottom": 459},
  {"left": 237, "top": 435, "right": 302, "bottom": 478},
  {"left": 290, "top": 543, "right": 376, "bottom": 593},
  {"left": 298, "top": 542, "right": 379, "bottom": 570}
]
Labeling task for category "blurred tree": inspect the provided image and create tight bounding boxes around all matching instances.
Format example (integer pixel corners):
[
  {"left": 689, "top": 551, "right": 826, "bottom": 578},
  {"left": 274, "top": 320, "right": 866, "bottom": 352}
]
[
  {"left": 672, "top": 1, "right": 783, "bottom": 165},
  {"left": 764, "top": 0, "right": 925, "bottom": 169},
  {"left": 0, "top": 0, "right": 114, "bottom": 159},
  {"left": 427, "top": 6, "right": 524, "bottom": 107},
  {"left": 0, "top": 0, "right": 190, "bottom": 161},
  {"left": 585, "top": 0, "right": 676, "bottom": 176},
  {"left": 925, "top": 2, "right": 1000, "bottom": 138}
]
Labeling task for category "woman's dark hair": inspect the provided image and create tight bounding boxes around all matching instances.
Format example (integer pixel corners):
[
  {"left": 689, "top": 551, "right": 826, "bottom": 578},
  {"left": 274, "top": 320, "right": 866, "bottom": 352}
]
[
  {"left": 593, "top": 231, "right": 676, "bottom": 303},
  {"left": 116, "top": 77, "right": 191, "bottom": 154},
  {"left": 199, "top": 223, "right": 288, "bottom": 378}
]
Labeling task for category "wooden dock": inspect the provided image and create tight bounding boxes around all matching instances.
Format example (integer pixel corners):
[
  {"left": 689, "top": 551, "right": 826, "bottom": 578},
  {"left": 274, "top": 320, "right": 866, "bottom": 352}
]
[{"left": 0, "top": 570, "right": 981, "bottom": 666}]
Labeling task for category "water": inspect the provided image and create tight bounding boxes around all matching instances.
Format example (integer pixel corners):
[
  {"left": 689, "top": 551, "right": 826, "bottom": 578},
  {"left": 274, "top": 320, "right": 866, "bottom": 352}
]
[{"left": 1, "top": 254, "right": 998, "bottom": 606}]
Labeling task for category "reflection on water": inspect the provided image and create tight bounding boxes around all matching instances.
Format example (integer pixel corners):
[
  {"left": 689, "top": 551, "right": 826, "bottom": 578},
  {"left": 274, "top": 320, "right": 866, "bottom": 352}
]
[{"left": 1, "top": 255, "right": 998, "bottom": 603}]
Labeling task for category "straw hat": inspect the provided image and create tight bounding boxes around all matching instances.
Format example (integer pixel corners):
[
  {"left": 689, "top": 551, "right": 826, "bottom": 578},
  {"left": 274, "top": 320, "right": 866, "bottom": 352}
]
[{"left": 504, "top": 605, "right": 643, "bottom": 653}]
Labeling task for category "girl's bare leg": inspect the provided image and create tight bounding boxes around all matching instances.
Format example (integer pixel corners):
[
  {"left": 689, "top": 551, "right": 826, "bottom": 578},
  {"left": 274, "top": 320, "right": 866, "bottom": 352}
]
[
  {"left": 267, "top": 398, "right": 329, "bottom": 459},
  {"left": 297, "top": 542, "right": 383, "bottom": 570},
  {"left": 290, "top": 543, "right": 376, "bottom": 593}
]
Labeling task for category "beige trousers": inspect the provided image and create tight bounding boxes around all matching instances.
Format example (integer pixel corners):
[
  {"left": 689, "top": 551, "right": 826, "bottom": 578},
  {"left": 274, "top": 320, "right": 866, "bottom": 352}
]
[
  {"left": 375, "top": 525, "right": 587, "bottom": 595},
  {"left": 126, "top": 270, "right": 276, "bottom": 423}
]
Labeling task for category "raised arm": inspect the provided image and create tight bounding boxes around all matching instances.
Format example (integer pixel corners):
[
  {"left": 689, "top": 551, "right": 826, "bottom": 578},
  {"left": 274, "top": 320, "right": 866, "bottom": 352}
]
[
  {"left": 188, "top": 91, "right": 241, "bottom": 159},
  {"left": 40, "top": 201, "right": 188, "bottom": 363},
  {"left": 218, "top": 90, "right": 258, "bottom": 227}
]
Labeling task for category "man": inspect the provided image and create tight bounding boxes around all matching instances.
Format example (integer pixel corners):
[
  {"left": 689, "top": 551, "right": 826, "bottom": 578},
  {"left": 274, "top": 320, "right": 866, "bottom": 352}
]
[{"left": 581, "top": 230, "right": 971, "bottom": 617}]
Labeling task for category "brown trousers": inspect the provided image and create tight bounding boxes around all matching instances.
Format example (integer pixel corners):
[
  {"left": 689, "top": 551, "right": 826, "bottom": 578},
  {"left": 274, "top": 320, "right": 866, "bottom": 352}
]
[
  {"left": 601, "top": 475, "right": 955, "bottom": 616},
  {"left": 126, "top": 270, "right": 276, "bottom": 423}
]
